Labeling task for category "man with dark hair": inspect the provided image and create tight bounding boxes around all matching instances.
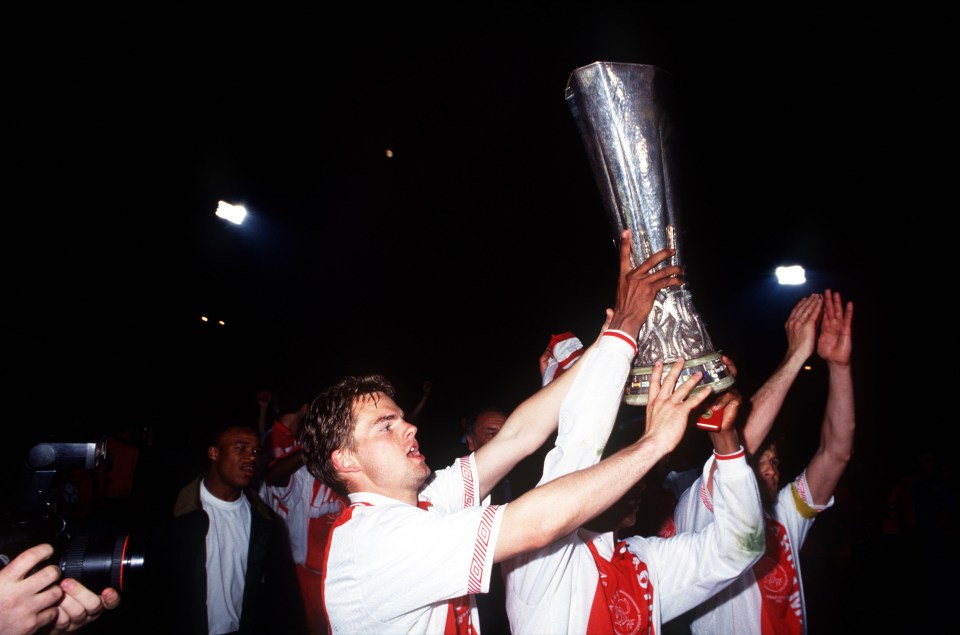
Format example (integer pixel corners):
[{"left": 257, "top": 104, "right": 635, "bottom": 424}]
[{"left": 146, "top": 423, "right": 307, "bottom": 635}]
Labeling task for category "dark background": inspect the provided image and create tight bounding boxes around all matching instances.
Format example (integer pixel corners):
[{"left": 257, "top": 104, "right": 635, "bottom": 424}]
[{"left": 5, "top": 4, "right": 954, "bottom": 632}]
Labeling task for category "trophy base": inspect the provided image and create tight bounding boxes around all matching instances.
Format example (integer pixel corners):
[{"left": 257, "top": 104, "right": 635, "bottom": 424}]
[{"left": 623, "top": 352, "right": 735, "bottom": 406}]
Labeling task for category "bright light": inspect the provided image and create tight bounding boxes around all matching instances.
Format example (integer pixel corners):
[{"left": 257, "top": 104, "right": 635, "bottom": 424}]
[
  {"left": 775, "top": 265, "right": 806, "bottom": 285},
  {"left": 215, "top": 201, "right": 247, "bottom": 225}
]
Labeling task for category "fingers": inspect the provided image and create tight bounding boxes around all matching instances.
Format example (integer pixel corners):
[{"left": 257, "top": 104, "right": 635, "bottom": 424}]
[
  {"left": 721, "top": 354, "right": 738, "bottom": 378},
  {"left": 720, "top": 396, "right": 741, "bottom": 429},
  {"left": 787, "top": 293, "right": 822, "bottom": 325},
  {"left": 602, "top": 308, "right": 613, "bottom": 332},
  {"left": 711, "top": 388, "right": 741, "bottom": 411},
  {"left": 842, "top": 300, "right": 854, "bottom": 332},
  {"left": 24, "top": 564, "right": 62, "bottom": 595},
  {"left": 34, "top": 605, "right": 61, "bottom": 632},
  {"left": 618, "top": 229, "right": 633, "bottom": 272},
  {"left": 634, "top": 247, "right": 677, "bottom": 275},
  {"left": 1, "top": 543, "right": 55, "bottom": 581},
  {"left": 617, "top": 229, "right": 676, "bottom": 276},
  {"left": 101, "top": 588, "right": 121, "bottom": 611},
  {"left": 53, "top": 579, "right": 112, "bottom": 633},
  {"left": 658, "top": 359, "right": 688, "bottom": 401},
  {"left": 671, "top": 370, "right": 708, "bottom": 404},
  {"left": 652, "top": 360, "right": 710, "bottom": 405},
  {"left": 822, "top": 289, "right": 853, "bottom": 331},
  {"left": 647, "top": 361, "right": 666, "bottom": 403}
]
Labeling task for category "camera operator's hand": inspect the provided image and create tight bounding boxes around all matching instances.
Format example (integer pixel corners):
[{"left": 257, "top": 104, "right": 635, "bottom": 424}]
[
  {"left": 0, "top": 543, "right": 65, "bottom": 635},
  {"left": 0, "top": 543, "right": 120, "bottom": 635},
  {"left": 49, "top": 577, "right": 120, "bottom": 634}
]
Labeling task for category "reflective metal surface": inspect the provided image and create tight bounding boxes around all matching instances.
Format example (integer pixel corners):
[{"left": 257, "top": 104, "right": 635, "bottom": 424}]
[{"left": 565, "top": 61, "right": 733, "bottom": 405}]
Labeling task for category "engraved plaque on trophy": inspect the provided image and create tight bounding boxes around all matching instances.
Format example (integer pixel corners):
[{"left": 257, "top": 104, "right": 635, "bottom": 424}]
[{"left": 565, "top": 61, "right": 734, "bottom": 406}]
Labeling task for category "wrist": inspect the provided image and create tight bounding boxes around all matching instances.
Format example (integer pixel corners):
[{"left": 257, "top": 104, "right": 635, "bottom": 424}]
[
  {"left": 713, "top": 445, "right": 745, "bottom": 460},
  {"left": 601, "top": 329, "right": 638, "bottom": 358},
  {"left": 825, "top": 359, "right": 852, "bottom": 371},
  {"left": 783, "top": 347, "right": 810, "bottom": 366}
]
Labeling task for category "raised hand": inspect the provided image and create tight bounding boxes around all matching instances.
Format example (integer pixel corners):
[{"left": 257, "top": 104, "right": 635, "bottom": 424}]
[
  {"left": 816, "top": 289, "right": 853, "bottom": 367},
  {"left": 538, "top": 345, "right": 554, "bottom": 378},
  {"left": 784, "top": 293, "right": 822, "bottom": 362},
  {"left": 607, "top": 229, "right": 682, "bottom": 337},
  {"left": 705, "top": 390, "right": 742, "bottom": 455},
  {"left": 645, "top": 359, "right": 713, "bottom": 455}
]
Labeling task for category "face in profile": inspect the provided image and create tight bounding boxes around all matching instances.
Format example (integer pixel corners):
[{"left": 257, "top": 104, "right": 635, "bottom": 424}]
[{"left": 346, "top": 392, "right": 430, "bottom": 496}]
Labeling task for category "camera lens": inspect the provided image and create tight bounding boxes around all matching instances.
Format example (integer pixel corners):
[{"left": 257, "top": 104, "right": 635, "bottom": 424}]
[{"left": 61, "top": 533, "right": 144, "bottom": 593}]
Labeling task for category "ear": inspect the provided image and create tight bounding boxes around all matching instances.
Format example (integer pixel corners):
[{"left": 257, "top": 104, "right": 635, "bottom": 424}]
[
  {"left": 332, "top": 448, "right": 360, "bottom": 474},
  {"left": 208, "top": 446, "right": 219, "bottom": 462}
]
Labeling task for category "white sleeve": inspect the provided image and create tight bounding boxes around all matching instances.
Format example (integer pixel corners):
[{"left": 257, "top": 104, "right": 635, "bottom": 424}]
[
  {"left": 537, "top": 331, "right": 637, "bottom": 486},
  {"left": 421, "top": 455, "right": 485, "bottom": 510},
  {"left": 672, "top": 461, "right": 714, "bottom": 534},
  {"left": 626, "top": 452, "right": 765, "bottom": 623}
]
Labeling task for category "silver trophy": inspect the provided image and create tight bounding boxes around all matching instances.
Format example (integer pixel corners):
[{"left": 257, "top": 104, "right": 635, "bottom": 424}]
[{"left": 565, "top": 61, "right": 734, "bottom": 406}]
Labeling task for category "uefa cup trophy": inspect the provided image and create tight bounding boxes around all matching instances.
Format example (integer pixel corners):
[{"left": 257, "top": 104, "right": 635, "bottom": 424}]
[{"left": 565, "top": 61, "right": 734, "bottom": 407}]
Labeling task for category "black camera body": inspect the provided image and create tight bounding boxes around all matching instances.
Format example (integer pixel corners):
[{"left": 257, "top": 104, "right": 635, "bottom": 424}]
[{"left": 0, "top": 439, "right": 144, "bottom": 593}]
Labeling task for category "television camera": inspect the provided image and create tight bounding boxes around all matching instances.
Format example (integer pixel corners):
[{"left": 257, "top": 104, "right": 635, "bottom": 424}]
[{"left": 0, "top": 439, "right": 144, "bottom": 593}]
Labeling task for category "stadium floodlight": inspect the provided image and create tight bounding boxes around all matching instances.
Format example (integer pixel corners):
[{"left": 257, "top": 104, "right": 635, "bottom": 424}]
[
  {"left": 775, "top": 265, "right": 806, "bottom": 285},
  {"left": 215, "top": 201, "right": 247, "bottom": 225}
]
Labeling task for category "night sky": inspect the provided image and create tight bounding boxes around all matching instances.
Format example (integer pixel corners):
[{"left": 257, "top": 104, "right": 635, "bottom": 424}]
[
  {"left": 5, "top": 5, "right": 955, "bottom": 632},
  {"left": 17, "top": 5, "right": 923, "bottom": 439}
]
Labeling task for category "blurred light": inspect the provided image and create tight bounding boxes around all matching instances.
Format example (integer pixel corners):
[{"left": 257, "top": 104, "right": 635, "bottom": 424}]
[
  {"left": 218, "top": 320, "right": 225, "bottom": 326},
  {"left": 201, "top": 316, "right": 209, "bottom": 322},
  {"left": 775, "top": 265, "right": 806, "bottom": 285},
  {"left": 385, "top": 149, "right": 394, "bottom": 158},
  {"left": 215, "top": 201, "right": 247, "bottom": 225},
  {"left": 803, "top": 365, "right": 812, "bottom": 371}
]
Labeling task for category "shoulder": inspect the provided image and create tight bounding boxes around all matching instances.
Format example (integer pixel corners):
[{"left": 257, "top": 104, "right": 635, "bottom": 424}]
[
  {"left": 246, "top": 487, "right": 280, "bottom": 520},
  {"left": 173, "top": 475, "right": 203, "bottom": 517}
]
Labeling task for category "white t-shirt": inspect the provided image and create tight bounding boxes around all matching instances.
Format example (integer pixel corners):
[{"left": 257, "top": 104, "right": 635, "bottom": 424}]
[
  {"left": 322, "top": 454, "right": 504, "bottom": 634},
  {"left": 200, "top": 480, "right": 251, "bottom": 635}
]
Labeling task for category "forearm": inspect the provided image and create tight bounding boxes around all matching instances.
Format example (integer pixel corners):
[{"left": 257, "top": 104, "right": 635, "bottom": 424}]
[
  {"left": 742, "top": 351, "right": 806, "bottom": 453},
  {"left": 703, "top": 430, "right": 740, "bottom": 495},
  {"left": 538, "top": 331, "right": 637, "bottom": 485},
  {"left": 806, "top": 362, "right": 855, "bottom": 503},
  {"left": 475, "top": 333, "right": 602, "bottom": 492},
  {"left": 710, "top": 452, "right": 764, "bottom": 564},
  {"left": 495, "top": 433, "right": 671, "bottom": 562},
  {"left": 652, "top": 452, "right": 764, "bottom": 622}
]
